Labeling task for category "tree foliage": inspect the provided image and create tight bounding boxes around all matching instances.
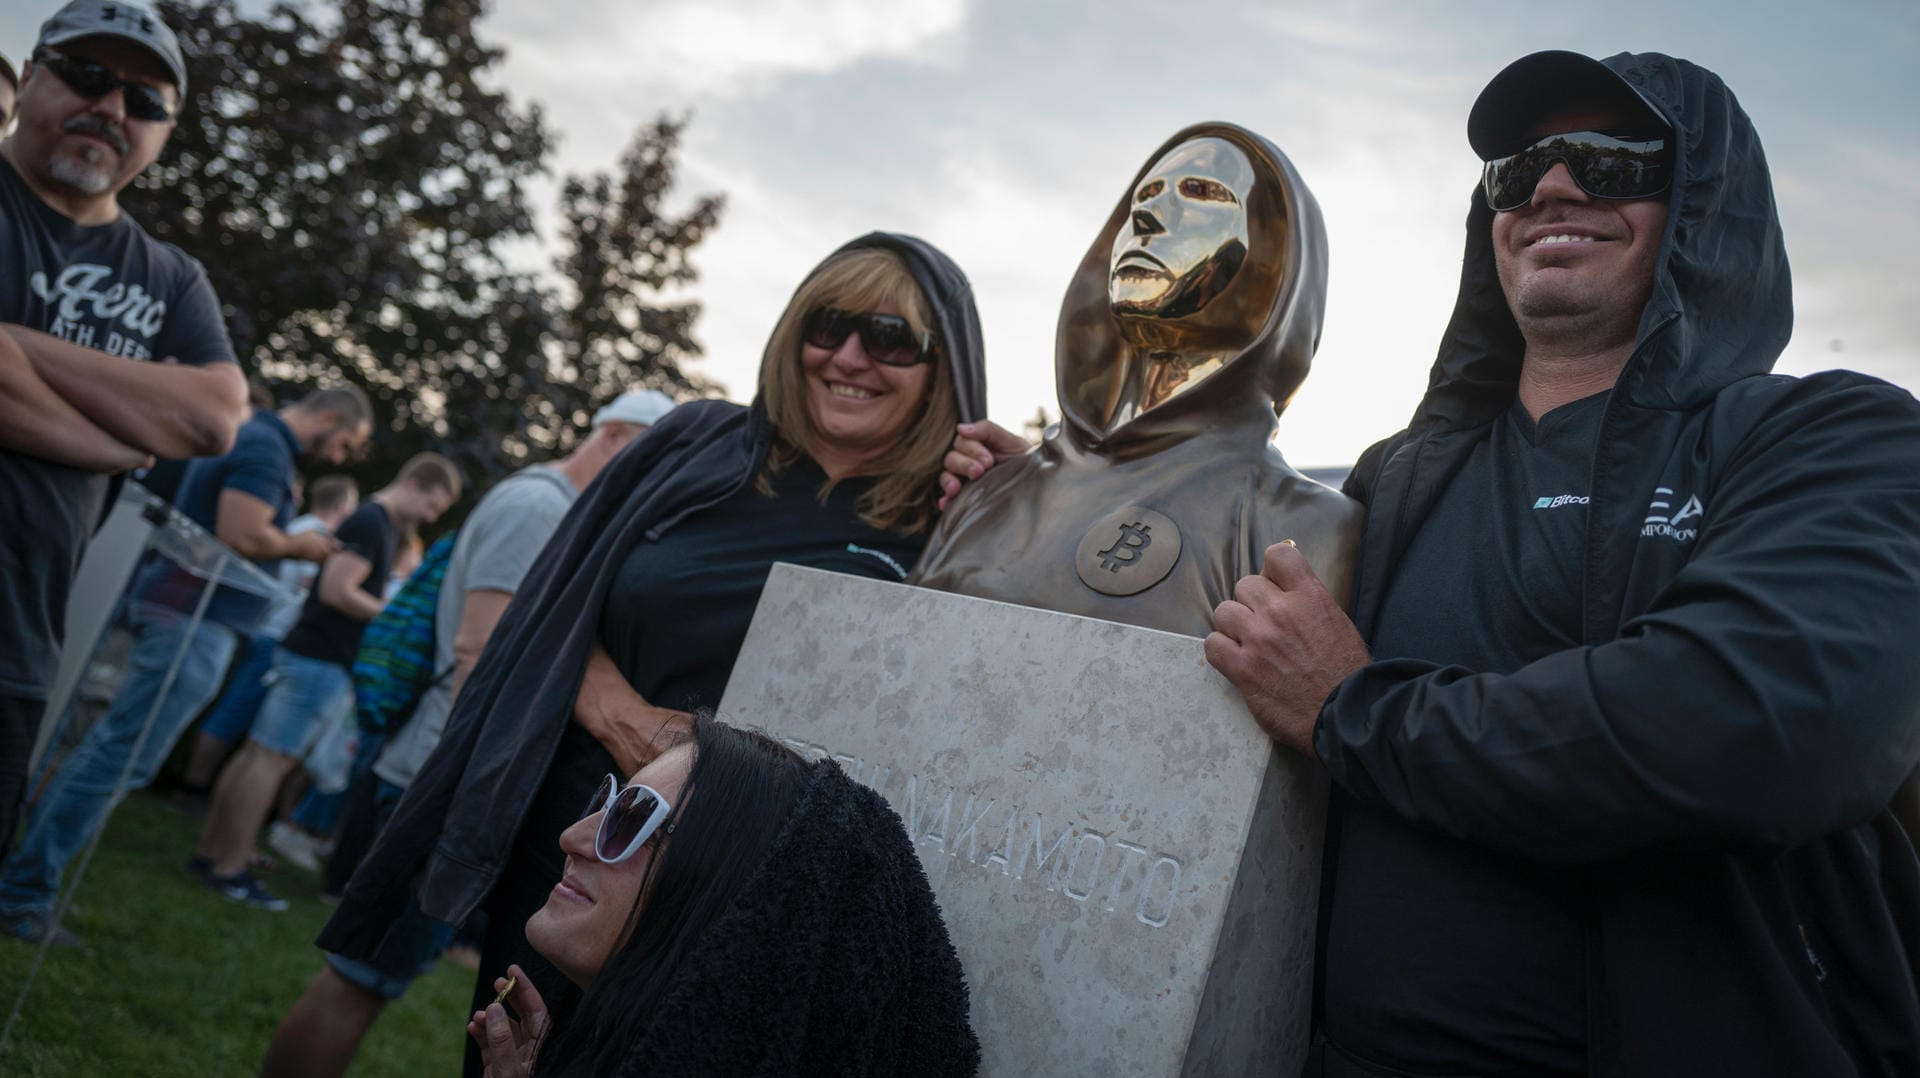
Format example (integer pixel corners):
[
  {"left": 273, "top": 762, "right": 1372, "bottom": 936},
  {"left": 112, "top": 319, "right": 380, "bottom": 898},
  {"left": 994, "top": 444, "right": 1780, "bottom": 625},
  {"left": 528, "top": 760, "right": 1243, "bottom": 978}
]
[
  {"left": 122, "top": 0, "right": 722, "bottom": 498},
  {"left": 555, "top": 117, "right": 725, "bottom": 407}
]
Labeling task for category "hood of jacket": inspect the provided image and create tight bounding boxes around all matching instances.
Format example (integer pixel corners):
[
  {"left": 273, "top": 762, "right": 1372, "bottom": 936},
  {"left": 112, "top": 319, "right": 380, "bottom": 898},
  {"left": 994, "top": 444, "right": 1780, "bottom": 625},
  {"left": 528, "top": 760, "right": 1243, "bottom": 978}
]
[
  {"left": 623, "top": 760, "right": 980, "bottom": 1075},
  {"left": 795, "top": 231, "right": 987, "bottom": 425},
  {"left": 1409, "top": 52, "right": 1791, "bottom": 436},
  {"left": 1054, "top": 121, "right": 1329, "bottom": 457}
]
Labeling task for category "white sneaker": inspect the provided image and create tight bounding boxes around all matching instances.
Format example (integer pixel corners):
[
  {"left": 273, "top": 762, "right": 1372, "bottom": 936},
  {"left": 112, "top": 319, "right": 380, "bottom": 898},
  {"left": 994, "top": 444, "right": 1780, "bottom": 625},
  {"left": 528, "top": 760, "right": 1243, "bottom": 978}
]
[{"left": 266, "top": 822, "right": 322, "bottom": 872}]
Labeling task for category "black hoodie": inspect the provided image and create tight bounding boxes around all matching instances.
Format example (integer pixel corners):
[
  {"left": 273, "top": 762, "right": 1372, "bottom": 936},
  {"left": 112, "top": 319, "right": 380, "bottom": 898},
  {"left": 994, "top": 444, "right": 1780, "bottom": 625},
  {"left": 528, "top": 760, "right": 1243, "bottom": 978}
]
[
  {"left": 1322, "top": 53, "right": 1920, "bottom": 1075},
  {"left": 318, "top": 232, "right": 987, "bottom": 960},
  {"left": 593, "top": 762, "right": 979, "bottom": 1076}
]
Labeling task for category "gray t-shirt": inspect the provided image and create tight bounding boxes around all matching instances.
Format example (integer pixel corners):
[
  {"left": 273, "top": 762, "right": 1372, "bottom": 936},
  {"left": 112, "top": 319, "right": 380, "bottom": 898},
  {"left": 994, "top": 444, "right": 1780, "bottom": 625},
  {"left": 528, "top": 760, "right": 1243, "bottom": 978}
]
[
  {"left": 0, "top": 156, "right": 237, "bottom": 699},
  {"left": 374, "top": 465, "right": 578, "bottom": 788}
]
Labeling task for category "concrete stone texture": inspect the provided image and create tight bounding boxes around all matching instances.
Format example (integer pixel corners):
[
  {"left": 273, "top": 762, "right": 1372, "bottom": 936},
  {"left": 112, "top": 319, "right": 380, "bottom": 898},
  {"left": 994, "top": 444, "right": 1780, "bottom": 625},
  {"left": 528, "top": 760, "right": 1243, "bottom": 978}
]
[{"left": 719, "top": 565, "right": 1326, "bottom": 1076}]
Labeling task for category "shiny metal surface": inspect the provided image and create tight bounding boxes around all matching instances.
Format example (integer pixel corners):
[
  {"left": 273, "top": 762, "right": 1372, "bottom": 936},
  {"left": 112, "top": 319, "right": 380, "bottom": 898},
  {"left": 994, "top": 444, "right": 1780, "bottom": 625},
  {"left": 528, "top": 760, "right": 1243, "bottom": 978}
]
[
  {"left": 910, "top": 122, "right": 1363, "bottom": 637},
  {"left": 1109, "top": 137, "right": 1253, "bottom": 323}
]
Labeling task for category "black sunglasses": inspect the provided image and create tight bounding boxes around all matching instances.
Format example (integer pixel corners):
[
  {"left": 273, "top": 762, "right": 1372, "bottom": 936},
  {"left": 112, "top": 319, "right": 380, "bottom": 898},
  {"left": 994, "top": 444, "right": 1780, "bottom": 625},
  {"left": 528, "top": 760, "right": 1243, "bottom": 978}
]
[
  {"left": 1482, "top": 130, "right": 1670, "bottom": 212},
  {"left": 33, "top": 49, "right": 176, "bottom": 123},
  {"left": 803, "top": 307, "right": 937, "bottom": 367}
]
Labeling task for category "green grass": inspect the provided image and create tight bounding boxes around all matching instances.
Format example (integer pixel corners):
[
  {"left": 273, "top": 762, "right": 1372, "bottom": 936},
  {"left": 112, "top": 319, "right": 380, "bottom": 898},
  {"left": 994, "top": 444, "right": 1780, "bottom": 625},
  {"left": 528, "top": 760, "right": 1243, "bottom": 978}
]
[{"left": 0, "top": 793, "right": 475, "bottom": 1075}]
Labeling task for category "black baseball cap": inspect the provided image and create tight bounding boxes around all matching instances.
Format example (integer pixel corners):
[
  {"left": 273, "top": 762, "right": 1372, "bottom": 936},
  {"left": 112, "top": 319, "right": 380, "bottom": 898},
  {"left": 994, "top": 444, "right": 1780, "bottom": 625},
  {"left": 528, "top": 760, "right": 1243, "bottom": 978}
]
[{"left": 1468, "top": 50, "right": 1667, "bottom": 160}]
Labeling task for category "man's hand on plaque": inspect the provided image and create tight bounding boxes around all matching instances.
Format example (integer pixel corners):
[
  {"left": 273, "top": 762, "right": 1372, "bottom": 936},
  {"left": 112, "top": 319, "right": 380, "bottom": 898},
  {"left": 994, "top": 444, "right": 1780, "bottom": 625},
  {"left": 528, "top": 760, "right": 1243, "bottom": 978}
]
[
  {"left": 1205, "top": 540, "right": 1372, "bottom": 758},
  {"left": 937, "top": 419, "right": 1030, "bottom": 511}
]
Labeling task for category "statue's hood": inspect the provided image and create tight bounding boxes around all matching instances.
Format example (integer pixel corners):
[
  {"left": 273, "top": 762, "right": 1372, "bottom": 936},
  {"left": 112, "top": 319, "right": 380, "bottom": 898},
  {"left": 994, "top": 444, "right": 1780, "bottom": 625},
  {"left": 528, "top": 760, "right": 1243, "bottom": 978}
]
[{"left": 1054, "top": 121, "right": 1329, "bottom": 457}]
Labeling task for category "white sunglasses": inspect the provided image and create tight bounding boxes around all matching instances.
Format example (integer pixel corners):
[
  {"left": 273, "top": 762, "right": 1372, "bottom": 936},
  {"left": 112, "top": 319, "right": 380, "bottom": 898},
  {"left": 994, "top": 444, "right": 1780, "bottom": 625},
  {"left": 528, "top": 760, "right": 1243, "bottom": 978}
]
[{"left": 581, "top": 774, "right": 675, "bottom": 864}]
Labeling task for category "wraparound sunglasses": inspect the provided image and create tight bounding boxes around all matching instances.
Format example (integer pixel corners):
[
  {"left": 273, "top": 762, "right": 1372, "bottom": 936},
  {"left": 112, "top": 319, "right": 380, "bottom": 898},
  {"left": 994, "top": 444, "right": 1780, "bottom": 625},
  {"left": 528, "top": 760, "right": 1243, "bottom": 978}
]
[
  {"left": 1483, "top": 130, "right": 1670, "bottom": 212},
  {"left": 803, "top": 307, "right": 937, "bottom": 367},
  {"left": 34, "top": 49, "right": 176, "bottom": 124}
]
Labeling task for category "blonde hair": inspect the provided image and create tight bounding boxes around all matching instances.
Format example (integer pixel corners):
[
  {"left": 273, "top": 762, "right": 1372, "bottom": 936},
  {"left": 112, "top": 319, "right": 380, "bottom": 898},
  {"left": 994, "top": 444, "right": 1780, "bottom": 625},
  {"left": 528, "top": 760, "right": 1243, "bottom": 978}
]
[{"left": 759, "top": 247, "right": 958, "bottom": 535}]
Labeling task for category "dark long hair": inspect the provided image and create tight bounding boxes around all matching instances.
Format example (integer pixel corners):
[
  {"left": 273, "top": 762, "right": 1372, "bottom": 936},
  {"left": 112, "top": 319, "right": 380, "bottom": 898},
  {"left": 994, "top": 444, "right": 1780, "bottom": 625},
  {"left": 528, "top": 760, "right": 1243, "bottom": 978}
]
[{"left": 532, "top": 714, "right": 814, "bottom": 1076}]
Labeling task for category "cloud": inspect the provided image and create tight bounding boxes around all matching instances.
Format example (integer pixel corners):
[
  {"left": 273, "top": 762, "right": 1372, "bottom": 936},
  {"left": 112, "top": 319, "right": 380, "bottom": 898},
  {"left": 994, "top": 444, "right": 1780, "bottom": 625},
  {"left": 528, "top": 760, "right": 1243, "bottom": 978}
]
[
  {"left": 58, "top": 0, "right": 1905, "bottom": 470},
  {"left": 644, "top": 0, "right": 967, "bottom": 93},
  {"left": 499, "top": 0, "right": 1504, "bottom": 466},
  {"left": 493, "top": 0, "right": 967, "bottom": 100}
]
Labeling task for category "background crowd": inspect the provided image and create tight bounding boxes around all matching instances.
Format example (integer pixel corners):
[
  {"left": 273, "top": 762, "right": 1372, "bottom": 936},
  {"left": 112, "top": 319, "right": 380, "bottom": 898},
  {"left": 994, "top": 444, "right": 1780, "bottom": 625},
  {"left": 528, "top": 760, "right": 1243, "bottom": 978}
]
[
  {"left": 2, "top": 4, "right": 992, "bottom": 1074},
  {"left": 7, "top": 1, "right": 1920, "bottom": 1077}
]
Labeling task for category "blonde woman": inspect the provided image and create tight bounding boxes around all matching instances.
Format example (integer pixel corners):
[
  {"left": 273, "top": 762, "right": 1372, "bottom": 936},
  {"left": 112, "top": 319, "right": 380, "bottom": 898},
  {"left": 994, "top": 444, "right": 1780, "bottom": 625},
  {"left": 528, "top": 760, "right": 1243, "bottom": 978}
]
[{"left": 310, "top": 234, "right": 994, "bottom": 1078}]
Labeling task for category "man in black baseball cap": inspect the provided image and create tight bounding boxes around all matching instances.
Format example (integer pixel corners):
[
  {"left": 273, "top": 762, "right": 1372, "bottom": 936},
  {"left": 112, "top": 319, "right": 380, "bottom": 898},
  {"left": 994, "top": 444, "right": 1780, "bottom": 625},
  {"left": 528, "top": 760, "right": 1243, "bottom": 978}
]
[
  {"left": 0, "top": 0, "right": 245, "bottom": 924},
  {"left": 1206, "top": 50, "right": 1920, "bottom": 1075}
]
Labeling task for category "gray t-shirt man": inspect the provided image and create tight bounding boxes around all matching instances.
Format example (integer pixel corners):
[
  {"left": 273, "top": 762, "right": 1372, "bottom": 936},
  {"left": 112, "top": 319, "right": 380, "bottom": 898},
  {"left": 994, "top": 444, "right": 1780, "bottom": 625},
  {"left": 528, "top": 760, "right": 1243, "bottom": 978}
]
[{"left": 374, "top": 465, "right": 578, "bottom": 788}]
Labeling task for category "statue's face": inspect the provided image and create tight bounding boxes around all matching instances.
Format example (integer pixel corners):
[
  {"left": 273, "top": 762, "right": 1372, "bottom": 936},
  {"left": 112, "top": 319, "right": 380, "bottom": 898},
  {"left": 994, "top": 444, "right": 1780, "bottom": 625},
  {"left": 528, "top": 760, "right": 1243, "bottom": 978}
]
[{"left": 1108, "top": 138, "right": 1254, "bottom": 320}]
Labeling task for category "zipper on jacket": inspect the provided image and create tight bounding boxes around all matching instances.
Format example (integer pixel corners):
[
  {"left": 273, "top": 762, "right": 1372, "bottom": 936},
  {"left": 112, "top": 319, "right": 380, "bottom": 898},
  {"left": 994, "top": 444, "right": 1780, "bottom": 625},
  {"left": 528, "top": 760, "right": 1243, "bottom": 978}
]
[{"left": 1798, "top": 923, "right": 1829, "bottom": 982}]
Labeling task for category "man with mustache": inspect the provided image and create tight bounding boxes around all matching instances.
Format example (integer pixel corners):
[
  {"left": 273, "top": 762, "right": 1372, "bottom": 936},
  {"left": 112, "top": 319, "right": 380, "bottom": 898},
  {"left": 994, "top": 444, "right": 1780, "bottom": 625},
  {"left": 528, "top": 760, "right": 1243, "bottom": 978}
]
[
  {"left": 1206, "top": 52, "right": 1920, "bottom": 1074},
  {"left": 0, "top": 0, "right": 247, "bottom": 886}
]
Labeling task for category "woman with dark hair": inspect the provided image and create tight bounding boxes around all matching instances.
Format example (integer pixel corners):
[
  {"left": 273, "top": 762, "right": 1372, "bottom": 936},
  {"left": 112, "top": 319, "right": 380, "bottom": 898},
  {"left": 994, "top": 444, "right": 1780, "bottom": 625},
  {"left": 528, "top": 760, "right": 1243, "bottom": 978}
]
[
  {"left": 314, "top": 234, "right": 1008, "bottom": 1075},
  {"left": 467, "top": 715, "right": 977, "bottom": 1076}
]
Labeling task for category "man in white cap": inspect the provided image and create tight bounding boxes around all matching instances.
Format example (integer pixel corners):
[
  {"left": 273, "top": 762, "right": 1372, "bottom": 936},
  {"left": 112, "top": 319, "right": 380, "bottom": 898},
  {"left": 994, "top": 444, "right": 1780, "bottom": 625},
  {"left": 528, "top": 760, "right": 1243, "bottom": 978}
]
[
  {"left": 256, "top": 389, "right": 672, "bottom": 1078},
  {"left": 588, "top": 386, "right": 675, "bottom": 431},
  {"left": 0, "top": 0, "right": 247, "bottom": 876}
]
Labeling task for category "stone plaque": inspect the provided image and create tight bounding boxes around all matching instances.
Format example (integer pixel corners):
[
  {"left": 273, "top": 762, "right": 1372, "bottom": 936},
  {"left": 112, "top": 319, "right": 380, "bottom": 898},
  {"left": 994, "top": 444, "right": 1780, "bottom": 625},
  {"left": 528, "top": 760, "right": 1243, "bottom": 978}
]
[{"left": 718, "top": 564, "right": 1326, "bottom": 1076}]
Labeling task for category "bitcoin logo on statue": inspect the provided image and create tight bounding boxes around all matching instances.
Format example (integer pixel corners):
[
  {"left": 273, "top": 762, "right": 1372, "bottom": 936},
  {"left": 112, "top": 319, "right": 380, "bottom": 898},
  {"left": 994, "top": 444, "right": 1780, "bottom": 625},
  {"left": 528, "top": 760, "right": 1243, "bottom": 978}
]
[
  {"left": 1075, "top": 507, "right": 1181, "bottom": 597},
  {"left": 1097, "top": 522, "right": 1154, "bottom": 573}
]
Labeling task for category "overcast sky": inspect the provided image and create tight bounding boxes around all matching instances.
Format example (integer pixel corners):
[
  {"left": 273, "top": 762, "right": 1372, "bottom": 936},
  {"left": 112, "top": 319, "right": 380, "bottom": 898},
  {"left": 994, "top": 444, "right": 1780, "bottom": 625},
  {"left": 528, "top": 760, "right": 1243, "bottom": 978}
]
[{"left": 8, "top": 0, "right": 1916, "bottom": 467}]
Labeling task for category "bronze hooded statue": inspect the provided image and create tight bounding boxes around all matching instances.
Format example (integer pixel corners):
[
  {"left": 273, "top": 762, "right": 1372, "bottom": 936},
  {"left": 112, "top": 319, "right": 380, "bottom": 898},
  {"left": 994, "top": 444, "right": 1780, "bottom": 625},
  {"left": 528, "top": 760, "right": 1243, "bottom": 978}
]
[{"left": 909, "top": 122, "right": 1363, "bottom": 637}]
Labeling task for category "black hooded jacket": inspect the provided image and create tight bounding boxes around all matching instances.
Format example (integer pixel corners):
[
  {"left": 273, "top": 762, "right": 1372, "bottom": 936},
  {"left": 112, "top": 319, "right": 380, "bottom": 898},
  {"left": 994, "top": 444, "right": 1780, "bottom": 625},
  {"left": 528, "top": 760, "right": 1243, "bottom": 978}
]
[
  {"left": 588, "top": 762, "right": 979, "bottom": 1077},
  {"left": 1321, "top": 54, "right": 1920, "bottom": 1075},
  {"left": 318, "top": 232, "right": 987, "bottom": 956}
]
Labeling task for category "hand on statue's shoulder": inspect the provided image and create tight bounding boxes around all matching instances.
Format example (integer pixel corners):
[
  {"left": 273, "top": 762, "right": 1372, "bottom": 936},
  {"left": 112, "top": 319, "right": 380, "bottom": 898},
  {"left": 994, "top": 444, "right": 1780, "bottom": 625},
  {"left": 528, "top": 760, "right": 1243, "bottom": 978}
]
[{"left": 938, "top": 420, "right": 1033, "bottom": 512}]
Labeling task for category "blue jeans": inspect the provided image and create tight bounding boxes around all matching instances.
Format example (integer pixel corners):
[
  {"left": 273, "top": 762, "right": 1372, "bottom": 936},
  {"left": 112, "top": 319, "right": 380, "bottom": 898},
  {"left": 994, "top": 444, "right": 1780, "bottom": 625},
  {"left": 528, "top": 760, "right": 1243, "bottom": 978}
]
[
  {"left": 0, "top": 603, "right": 238, "bottom": 916},
  {"left": 197, "top": 632, "right": 281, "bottom": 744}
]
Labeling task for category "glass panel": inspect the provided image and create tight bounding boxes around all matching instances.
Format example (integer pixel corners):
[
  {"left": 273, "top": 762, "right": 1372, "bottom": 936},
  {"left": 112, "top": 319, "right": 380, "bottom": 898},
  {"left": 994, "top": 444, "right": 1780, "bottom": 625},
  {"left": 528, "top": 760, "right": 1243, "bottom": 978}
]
[{"left": 2, "top": 482, "right": 302, "bottom": 1053}]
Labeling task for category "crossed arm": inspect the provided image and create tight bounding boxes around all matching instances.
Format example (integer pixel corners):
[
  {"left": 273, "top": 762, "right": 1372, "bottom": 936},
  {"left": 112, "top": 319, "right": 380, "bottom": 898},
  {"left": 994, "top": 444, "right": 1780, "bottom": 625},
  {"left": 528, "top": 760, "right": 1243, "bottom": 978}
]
[
  {"left": 0, "top": 329, "right": 149, "bottom": 470},
  {"left": 1, "top": 323, "right": 248, "bottom": 463}
]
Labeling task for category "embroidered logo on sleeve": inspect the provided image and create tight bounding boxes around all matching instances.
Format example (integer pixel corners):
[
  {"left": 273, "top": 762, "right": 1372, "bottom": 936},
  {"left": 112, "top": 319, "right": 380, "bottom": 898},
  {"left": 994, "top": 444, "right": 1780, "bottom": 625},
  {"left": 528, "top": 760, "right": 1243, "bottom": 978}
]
[{"left": 1642, "top": 487, "right": 1703, "bottom": 542}]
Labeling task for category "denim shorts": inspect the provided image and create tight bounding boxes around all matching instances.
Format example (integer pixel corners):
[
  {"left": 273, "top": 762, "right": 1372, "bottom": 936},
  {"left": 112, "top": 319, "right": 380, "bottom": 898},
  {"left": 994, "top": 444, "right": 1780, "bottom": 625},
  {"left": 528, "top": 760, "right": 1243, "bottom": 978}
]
[
  {"left": 323, "top": 781, "right": 457, "bottom": 999},
  {"left": 325, "top": 896, "right": 458, "bottom": 999},
  {"left": 249, "top": 648, "right": 352, "bottom": 758}
]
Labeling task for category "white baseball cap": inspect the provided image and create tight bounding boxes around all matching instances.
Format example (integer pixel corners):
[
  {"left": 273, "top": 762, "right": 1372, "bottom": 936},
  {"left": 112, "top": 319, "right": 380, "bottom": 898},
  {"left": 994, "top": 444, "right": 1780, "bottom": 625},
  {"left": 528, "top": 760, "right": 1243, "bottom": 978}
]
[{"left": 592, "top": 388, "right": 675, "bottom": 430}]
